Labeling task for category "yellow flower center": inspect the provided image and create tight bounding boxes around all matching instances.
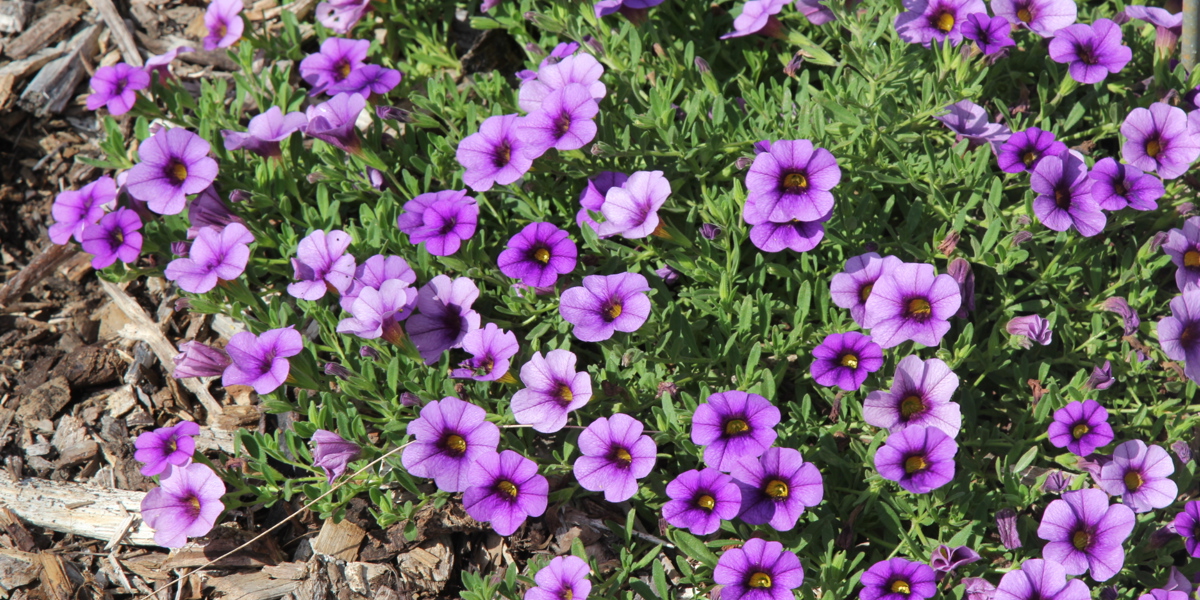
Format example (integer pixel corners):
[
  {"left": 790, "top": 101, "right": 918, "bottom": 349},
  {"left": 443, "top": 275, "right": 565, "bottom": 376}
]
[
  {"left": 1146, "top": 139, "right": 1162, "bottom": 158},
  {"left": 1072, "top": 530, "right": 1091, "bottom": 550},
  {"left": 783, "top": 172, "right": 808, "bottom": 191},
  {"left": 934, "top": 11, "right": 954, "bottom": 33},
  {"left": 724, "top": 419, "right": 750, "bottom": 435},
  {"left": 900, "top": 395, "right": 924, "bottom": 418},
  {"left": 1072, "top": 423, "right": 1089, "bottom": 439},
  {"left": 336, "top": 60, "right": 352, "bottom": 80},
  {"left": 445, "top": 434, "right": 467, "bottom": 454},
  {"left": 906, "top": 298, "right": 932, "bottom": 318},
  {"left": 497, "top": 480, "right": 519, "bottom": 497},
  {"left": 904, "top": 456, "right": 928, "bottom": 474},
  {"left": 1124, "top": 471, "right": 1143, "bottom": 491},
  {"left": 563, "top": 592, "right": 572, "bottom": 600},
  {"left": 840, "top": 354, "right": 859, "bottom": 369},
  {"left": 603, "top": 301, "right": 623, "bottom": 321},
  {"left": 186, "top": 495, "right": 201, "bottom": 514},
  {"left": 1185, "top": 250, "right": 1200, "bottom": 268},
  {"left": 615, "top": 448, "right": 633, "bottom": 465},
  {"left": 891, "top": 580, "right": 911, "bottom": 595},
  {"left": 534, "top": 247, "right": 551, "bottom": 264},
  {"left": 765, "top": 479, "right": 789, "bottom": 498},
  {"left": 859, "top": 283, "right": 873, "bottom": 303},
  {"left": 556, "top": 384, "right": 574, "bottom": 403},
  {"left": 170, "top": 161, "right": 189, "bottom": 183},
  {"left": 494, "top": 141, "right": 512, "bottom": 167},
  {"left": 748, "top": 573, "right": 772, "bottom": 589},
  {"left": 697, "top": 494, "right": 716, "bottom": 510},
  {"left": 1017, "top": 7, "right": 1032, "bottom": 23}
]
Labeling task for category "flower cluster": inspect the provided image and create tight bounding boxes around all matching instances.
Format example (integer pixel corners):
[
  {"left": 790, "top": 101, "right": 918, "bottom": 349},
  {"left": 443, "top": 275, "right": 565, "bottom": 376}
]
[{"left": 134, "top": 421, "right": 225, "bottom": 548}]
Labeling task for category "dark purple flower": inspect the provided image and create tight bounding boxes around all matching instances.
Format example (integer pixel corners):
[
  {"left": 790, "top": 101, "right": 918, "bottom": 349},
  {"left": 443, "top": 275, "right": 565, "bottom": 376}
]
[
  {"left": 518, "top": 53, "right": 607, "bottom": 114},
  {"left": 336, "top": 279, "right": 418, "bottom": 343},
  {"left": 203, "top": 0, "right": 243, "bottom": 50},
  {"left": 864, "top": 356, "right": 961, "bottom": 438},
  {"left": 559, "top": 272, "right": 651, "bottom": 342},
  {"left": 126, "top": 128, "right": 219, "bottom": 215},
  {"left": 830, "top": 253, "right": 904, "bottom": 327},
  {"left": 1097, "top": 440, "right": 1177, "bottom": 513},
  {"left": 518, "top": 83, "right": 599, "bottom": 157},
  {"left": 655, "top": 265, "right": 682, "bottom": 285},
  {"left": 860, "top": 558, "right": 937, "bottom": 600},
  {"left": 186, "top": 186, "right": 242, "bottom": 238},
  {"left": 222, "top": 106, "right": 308, "bottom": 158},
  {"left": 134, "top": 421, "right": 200, "bottom": 477},
  {"left": 451, "top": 323, "right": 519, "bottom": 381},
  {"left": 995, "top": 559, "right": 1090, "bottom": 600},
  {"left": 140, "top": 463, "right": 225, "bottom": 548},
  {"left": 1006, "top": 314, "right": 1053, "bottom": 346},
  {"left": 1088, "top": 158, "right": 1163, "bottom": 211},
  {"left": 463, "top": 450, "right": 548, "bottom": 535},
  {"left": 1048, "top": 400, "right": 1114, "bottom": 456},
  {"left": 1173, "top": 500, "right": 1200, "bottom": 557},
  {"left": 457, "top": 114, "right": 534, "bottom": 192},
  {"left": 1158, "top": 289, "right": 1200, "bottom": 382},
  {"left": 1042, "top": 470, "right": 1075, "bottom": 492},
  {"left": 962, "top": 13, "right": 1016, "bottom": 55},
  {"left": 662, "top": 468, "right": 741, "bottom": 535},
  {"left": 599, "top": 170, "right": 672, "bottom": 239},
  {"left": 1121, "top": 102, "right": 1200, "bottom": 180},
  {"left": 744, "top": 139, "right": 841, "bottom": 223},
  {"left": 1162, "top": 217, "right": 1200, "bottom": 291},
  {"left": 526, "top": 556, "right": 591, "bottom": 600},
  {"left": 875, "top": 426, "right": 957, "bottom": 494},
  {"left": 1048, "top": 19, "right": 1131, "bottom": 84},
  {"left": 732, "top": 447, "right": 823, "bottom": 531},
  {"left": 691, "top": 390, "right": 780, "bottom": 472},
  {"left": 312, "top": 429, "right": 360, "bottom": 485},
  {"left": 713, "top": 538, "right": 804, "bottom": 600},
  {"left": 498, "top": 223, "right": 576, "bottom": 287},
  {"left": 947, "top": 258, "right": 974, "bottom": 318},
  {"left": 809, "top": 332, "right": 884, "bottom": 391},
  {"left": 700, "top": 223, "right": 723, "bottom": 240},
  {"left": 577, "top": 171, "right": 628, "bottom": 233},
  {"left": 929, "top": 545, "right": 980, "bottom": 573},
  {"left": 1086, "top": 361, "right": 1115, "bottom": 390},
  {"left": 1173, "top": 440, "right": 1193, "bottom": 464},
  {"left": 221, "top": 327, "right": 304, "bottom": 394},
  {"left": 405, "top": 191, "right": 478, "bottom": 256},
  {"left": 300, "top": 37, "right": 369, "bottom": 95},
  {"left": 164, "top": 223, "right": 254, "bottom": 294},
  {"left": 1036, "top": 488, "right": 1135, "bottom": 581},
  {"left": 997, "top": 507, "right": 1022, "bottom": 549},
  {"left": 341, "top": 254, "right": 416, "bottom": 312},
  {"left": 288, "top": 229, "right": 356, "bottom": 301},
  {"left": 861, "top": 263, "right": 962, "bottom": 349},
  {"left": 574, "top": 413, "right": 656, "bottom": 502},
  {"left": 894, "top": 0, "right": 987, "bottom": 46},
  {"left": 407, "top": 275, "right": 481, "bottom": 364},
  {"left": 1099, "top": 297, "right": 1140, "bottom": 336},
  {"left": 510, "top": 349, "right": 591, "bottom": 433},
  {"left": 1031, "top": 151, "right": 1105, "bottom": 237},
  {"left": 402, "top": 396, "right": 500, "bottom": 492},
  {"left": 49, "top": 176, "right": 117, "bottom": 244},
  {"left": 172, "top": 341, "right": 231, "bottom": 378},
  {"left": 796, "top": 0, "right": 835, "bottom": 24},
  {"left": 997, "top": 128, "right": 1068, "bottom": 174},
  {"left": 81, "top": 207, "right": 143, "bottom": 269},
  {"left": 993, "top": 0, "right": 1076, "bottom": 37},
  {"left": 327, "top": 64, "right": 401, "bottom": 98},
  {"left": 935, "top": 100, "right": 1011, "bottom": 152},
  {"left": 305, "top": 92, "right": 365, "bottom": 154},
  {"left": 86, "top": 64, "right": 150, "bottom": 116}
]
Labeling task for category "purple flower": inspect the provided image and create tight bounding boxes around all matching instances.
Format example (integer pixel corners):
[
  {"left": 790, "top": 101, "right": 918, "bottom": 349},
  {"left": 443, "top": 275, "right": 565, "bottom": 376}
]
[
  {"left": 1006, "top": 314, "right": 1053, "bottom": 346},
  {"left": 962, "top": 13, "right": 1017, "bottom": 55},
  {"left": 288, "top": 229, "right": 356, "bottom": 301},
  {"left": 732, "top": 447, "right": 823, "bottom": 531},
  {"left": 1086, "top": 361, "right": 1115, "bottom": 391},
  {"left": 1140, "top": 592, "right": 1189, "bottom": 600},
  {"left": 457, "top": 114, "right": 535, "bottom": 192},
  {"left": 574, "top": 413, "right": 656, "bottom": 503},
  {"left": 577, "top": 171, "right": 628, "bottom": 233},
  {"left": 992, "top": 0, "right": 1077, "bottom": 37},
  {"left": 747, "top": 214, "right": 832, "bottom": 253},
  {"left": 299, "top": 38, "right": 368, "bottom": 95},
  {"left": 701, "top": 223, "right": 723, "bottom": 239},
  {"left": 49, "top": 176, "right": 117, "bottom": 244},
  {"left": 964, "top": 579, "right": 998, "bottom": 600},
  {"left": 126, "top": 128, "right": 219, "bottom": 215},
  {"left": 1042, "top": 470, "right": 1075, "bottom": 492},
  {"left": 875, "top": 426, "right": 957, "bottom": 494},
  {"left": 140, "top": 463, "right": 225, "bottom": 548},
  {"left": 1097, "top": 440, "right": 1177, "bottom": 513},
  {"left": 861, "top": 558, "right": 938, "bottom": 600},
  {"left": 1088, "top": 158, "right": 1163, "bottom": 211},
  {"left": 402, "top": 397, "right": 500, "bottom": 492},
  {"left": 221, "top": 327, "right": 304, "bottom": 394},
  {"left": 336, "top": 279, "right": 418, "bottom": 342},
  {"left": 796, "top": 0, "right": 835, "bottom": 24},
  {"left": 997, "top": 507, "right": 1022, "bottom": 549},
  {"left": 691, "top": 390, "right": 780, "bottom": 472},
  {"left": 518, "top": 53, "right": 606, "bottom": 114},
  {"left": 720, "top": 0, "right": 790, "bottom": 39},
  {"left": 1048, "top": 400, "right": 1114, "bottom": 456},
  {"left": 463, "top": 450, "right": 548, "bottom": 535},
  {"left": 713, "top": 538, "right": 804, "bottom": 600},
  {"left": 599, "top": 170, "right": 673, "bottom": 239},
  {"left": 936, "top": 100, "right": 1012, "bottom": 152},
  {"left": 134, "top": 421, "right": 200, "bottom": 477},
  {"left": 341, "top": 254, "right": 416, "bottom": 311},
  {"left": 744, "top": 139, "right": 841, "bottom": 223},
  {"left": 305, "top": 92, "right": 366, "bottom": 154},
  {"left": 1162, "top": 217, "right": 1200, "bottom": 291},
  {"left": 407, "top": 275, "right": 481, "bottom": 364},
  {"left": 327, "top": 64, "right": 401, "bottom": 98},
  {"left": 997, "top": 128, "right": 1068, "bottom": 174},
  {"left": 1173, "top": 500, "right": 1200, "bottom": 557},
  {"left": 186, "top": 186, "right": 242, "bottom": 237},
  {"left": 947, "top": 258, "right": 974, "bottom": 317},
  {"left": 1031, "top": 151, "right": 1106, "bottom": 237},
  {"left": 1048, "top": 19, "right": 1131, "bottom": 84},
  {"left": 172, "top": 341, "right": 231, "bottom": 378},
  {"left": 222, "top": 106, "right": 308, "bottom": 158},
  {"left": 451, "top": 323, "right": 519, "bottom": 381},
  {"left": 662, "top": 468, "right": 741, "bottom": 535},
  {"left": 1039, "top": 490, "right": 1135, "bottom": 581},
  {"left": 862, "top": 263, "right": 962, "bottom": 349},
  {"left": 1158, "top": 289, "right": 1200, "bottom": 382},
  {"left": 81, "top": 208, "right": 143, "bottom": 269},
  {"left": 809, "top": 332, "right": 884, "bottom": 392},
  {"left": 559, "top": 272, "right": 651, "bottom": 342},
  {"left": 864, "top": 355, "right": 961, "bottom": 438},
  {"left": 203, "top": 0, "right": 243, "bottom": 50},
  {"left": 526, "top": 556, "right": 591, "bottom": 600},
  {"left": 518, "top": 83, "right": 599, "bottom": 157},
  {"left": 511, "top": 349, "right": 591, "bottom": 433},
  {"left": 144, "top": 46, "right": 193, "bottom": 83},
  {"left": 405, "top": 191, "right": 478, "bottom": 256},
  {"left": 497, "top": 222, "right": 577, "bottom": 287},
  {"left": 894, "top": 0, "right": 987, "bottom": 46},
  {"left": 1125, "top": 5, "right": 1182, "bottom": 53},
  {"left": 311, "top": 430, "right": 360, "bottom": 485},
  {"left": 592, "top": 0, "right": 665, "bottom": 18},
  {"left": 164, "top": 223, "right": 254, "bottom": 294},
  {"left": 995, "top": 559, "right": 1090, "bottom": 600},
  {"left": 1099, "top": 296, "right": 1140, "bottom": 336},
  {"left": 930, "top": 545, "right": 980, "bottom": 573},
  {"left": 315, "top": 0, "right": 370, "bottom": 34},
  {"left": 85, "top": 64, "right": 150, "bottom": 116},
  {"left": 1121, "top": 103, "right": 1200, "bottom": 180},
  {"left": 831, "top": 253, "right": 905, "bottom": 327}
]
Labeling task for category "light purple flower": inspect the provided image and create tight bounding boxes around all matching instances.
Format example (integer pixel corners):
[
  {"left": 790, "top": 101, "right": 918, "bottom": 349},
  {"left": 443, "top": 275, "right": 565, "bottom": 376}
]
[
  {"left": 732, "top": 447, "right": 823, "bottom": 532},
  {"left": 463, "top": 450, "right": 548, "bottom": 535},
  {"left": 134, "top": 421, "right": 200, "bottom": 477},
  {"left": 1088, "top": 157, "right": 1163, "bottom": 211},
  {"left": 894, "top": 0, "right": 987, "bottom": 46},
  {"left": 831, "top": 253, "right": 905, "bottom": 327},
  {"left": 81, "top": 207, "right": 143, "bottom": 269},
  {"left": 498, "top": 222, "right": 577, "bottom": 288},
  {"left": 86, "top": 64, "right": 150, "bottom": 116},
  {"left": 164, "top": 223, "right": 254, "bottom": 294},
  {"left": 862, "top": 262, "right": 962, "bottom": 348},
  {"left": 1121, "top": 102, "right": 1200, "bottom": 180},
  {"left": 1097, "top": 440, "right": 1177, "bottom": 513},
  {"left": 747, "top": 213, "right": 831, "bottom": 253},
  {"left": 662, "top": 468, "right": 741, "bottom": 535},
  {"left": 203, "top": 0, "right": 244, "bottom": 50},
  {"left": 1157, "top": 289, "right": 1200, "bottom": 382},
  {"left": 861, "top": 558, "right": 937, "bottom": 600},
  {"left": 992, "top": 0, "right": 1076, "bottom": 37},
  {"left": 559, "top": 272, "right": 652, "bottom": 342},
  {"left": 692, "top": 390, "right": 780, "bottom": 472},
  {"left": 809, "top": 331, "right": 884, "bottom": 391},
  {"left": 599, "top": 170, "right": 671, "bottom": 239},
  {"left": 1031, "top": 150, "right": 1106, "bottom": 237},
  {"left": 519, "top": 83, "right": 599, "bottom": 157},
  {"left": 126, "top": 128, "right": 219, "bottom": 215},
  {"left": 744, "top": 139, "right": 841, "bottom": 223},
  {"left": 875, "top": 425, "right": 958, "bottom": 494},
  {"left": 1174, "top": 500, "right": 1200, "bottom": 557},
  {"left": 456, "top": 114, "right": 535, "bottom": 192},
  {"left": 526, "top": 556, "right": 591, "bottom": 600},
  {"left": 221, "top": 327, "right": 303, "bottom": 394},
  {"left": 288, "top": 229, "right": 356, "bottom": 301},
  {"left": 1099, "top": 296, "right": 1140, "bottom": 336},
  {"left": 962, "top": 13, "right": 1017, "bottom": 55},
  {"left": 936, "top": 100, "right": 1012, "bottom": 152},
  {"left": 518, "top": 53, "right": 606, "bottom": 114},
  {"left": 312, "top": 429, "right": 360, "bottom": 485},
  {"left": 305, "top": 92, "right": 365, "bottom": 154},
  {"left": 222, "top": 106, "right": 308, "bottom": 158},
  {"left": 327, "top": 64, "right": 402, "bottom": 98},
  {"left": 407, "top": 275, "right": 481, "bottom": 364},
  {"left": 172, "top": 341, "right": 231, "bottom": 378},
  {"left": 577, "top": 171, "right": 628, "bottom": 233},
  {"left": 405, "top": 191, "right": 478, "bottom": 256},
  {"left": 315, "top": 0, "right": 370, "bottom": 34},
  {"left": 49, "top": 176, "right": 117, "bottom": 244},
  {"left": 340, "top": 254, "right": 416, "bottom": 312},
  {"left": 402, "top": 397, "right": 500, "bottom": 492},
  {"left": 451, "top": 323, "right": 519, "bottom": 381},
  {"left": 510, "top": 349, "right": 592, "bottom": 433},
  {"left": 140, "top": 463, "right": 225, "bottom": 548},
  {"left": 1162, "top": 217, "right": 1200, "bottom": 291},
  {"left": 998, "top": 128, "right": 1068, "bottom": 174},
  {"left": 713, "top": 538, "right": 804, "bottom": 600},
  {"left": 574, "top": 413, "right": 656, "bottom": 503},
  {"left": 335, "top": 279, "right": 418, "bottom": 342},
  {"left": 1048, "top": 19, "right": 1131, "bottom": 84},
  {"left": 929, "top": 545, "right": 980, "bottom": 573},
  {"left": 300, "top": 37, "right": 369, "bottom": 96},
  {"left": 864, "top": 355, "right": 961, "bottom": 438},
  {"left": 796, "top": 0, "right": 835, "bottom": 24},
  {"left": 1047, "top": 399, "right": 1114, "bottom": 456},
  {"left": 995, "top": 559, "right": 1090, "bottom": 600},
  {"left": 1125, "top": 5, "right": 1182, "bottom": 53},
  {"left": 144, "top": 46, "right": 194, "bottom": 83},
  {"left": 1006, "top": 314, "right": 1053, "bottom": 346},
  {"left": 720, "top": 0, "right": 789, "bottom": 39},
  {"left": 1037, "top": 488, "right": 1135, "bottom": 581}
]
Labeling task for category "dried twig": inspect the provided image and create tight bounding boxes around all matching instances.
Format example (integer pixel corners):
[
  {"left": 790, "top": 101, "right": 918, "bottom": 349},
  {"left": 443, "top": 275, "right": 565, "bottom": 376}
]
[
  {"left": 0, "top": 243, "right": 77, "bottom": 312},
  {"left": 85, "top": 0, "right": 143, "bottom": 66}
]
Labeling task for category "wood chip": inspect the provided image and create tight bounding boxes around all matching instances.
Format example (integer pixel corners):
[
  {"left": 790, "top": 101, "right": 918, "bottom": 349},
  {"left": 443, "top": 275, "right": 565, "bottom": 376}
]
[
  {"left": 0, "top": 243, "right": 77, "bottom": 313},
  {"left": 207, "top": 571, "right": 300, "bottom": 600},
  {"left": 18, "top": 23, "right": 100, "bottom": 117},
  {"left": 36, "top": 554, "right": 73, "bottom": 600},
  {"left": 0, "top": 477, "right": 157, "bottom": 547},
  {"left": 3, "top": 5, "right": 81, "bottom": 59},
  {"left": 0, "top": 1, "right": 31, "bottom": 34},
  {"left": 311, "top": 518, "right": 365, "bottom": 562},
  {"left": 85, "top": 0, "right": 143, "bottom": 65}
]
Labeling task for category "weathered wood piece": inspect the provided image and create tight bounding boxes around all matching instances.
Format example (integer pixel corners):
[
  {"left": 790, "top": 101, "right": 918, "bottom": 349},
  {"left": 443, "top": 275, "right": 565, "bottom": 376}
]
[
  {"left": 85, "top": 0, "right": 142, "bottom": 65},
  {"left": 310, "top": 518, "right": 365, "bottom": 561},
  {"left": 0, "top": 1, "right": 32, "bottom": 34},
  {"left": 4, "top": 5, "right": 81, "bottom": 59},
  {"left": 0, "top": 477, "right": 157, "bottom": 547},
  {"left": 18, "top": 23, "right": 100, "bottom": 116},
  {"left": 0, "top": 243, "right": 77, "bottom": 313},
  {"left": 207, "top": 571, "right": 300, "bottom": 600}
]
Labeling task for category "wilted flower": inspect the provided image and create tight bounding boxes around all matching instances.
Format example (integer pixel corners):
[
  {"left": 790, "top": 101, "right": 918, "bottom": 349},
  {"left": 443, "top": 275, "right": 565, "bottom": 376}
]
[
  {"left": 1097, "top": 440, "right": 1177, "bottom": 513},
  {"left": 1048, "top": 19, "right": 1131, "bottom": 85},
  {"left": 947, "top": 258, "right": 974, "bottom": 318},
  {"left": 126, "top": 128, "right": 219, "bottom": 215},
  {"left": 935, "top": 100, "right": 1011, "bottom": 152},
  {"left": 691, "top": 390, "right": 780, "bottom": 472},
  {"left": 511, "top": 349, "right": 592, "bottom": 433},
  {"left": 1006, "top": 314, "right": 1053, "bottom": 346},
  {"left": 997, "top": 507, "right": 1022, "bottom": 549},
  {"left": 875, "top": 426, "right": 957, "bottom": 494},
  {"left": 1048, "top": 400, "right": 1114, "bottom": 456},
  {"left": 81, "top": 208, "right": 143, "bottom": 269},
  {"left": 134, "top": 421, "right": 200, "bottom": 477},
  {"left": 86, "top": 64, "right": 150, "bottom": 116},
  {"left": 1037, "top": 488, "right": 1135, "bottom": 581},
  {"left": 1124, "top": 5, "right": 1182, "bottom": 54},
  {"left": 288, "top": 229, "right": 356, "bottom": 301},
  {"left": 203, "top": 0, "right": 243, "bottom": 50},
  {"left": 964, "top": 578, "right": 998, "bottom": 600},
  {"left": 809, "top": 332, "right": 884, "bottom": 392},
  {"left": 861, "top": 558, "right": 937, "bottom": 600},
  {"left": 1086, "top": 361, "right": 1115, "bottom": 390},
  {"left": 574, "top": 414, "right": 656, "bottom": 502},
  {"left": 172, "top": 341, "right": 231, "bottom": 378},
  {"left": 463, "top": 450, "right": 548, "bottom": 535},
  {"left": 1099, "top": 297, "right": 1140, "bottom": 336},
  {"left": 311, "top": 430, "right": 360, "bottom": 485},
  {"left": 796, "top": 0, "right": 835, "bottom": 24},
  {"left": 662, "top": 468, "right": 741, "bottom": 535},
  {"left": 221, "top": 327, "right": 304, "bottom": 394},
  {"left": 402, "top": 397, "right": 500, "bottom": 492},
  {"left": 526, "top": 556, "right": 591, "bottom": 600},
  {"left": 305, "top": 92, "right": 366, "bottom": 154},
  {"left": 140, "top": 463, "right": 225, "bottom": 548},
  {"left": 929, "top": 545, "right": 980, "bottom": 573},
  {"left": 144, "top": 46, "right": 193, "bottom": 82},
  {"left": 559, "top": 272, "right": 651, "bottom": 342},
  {"left": 49, "top": 176, "right": 117, "bottom": 245},
  {"left": 731, "top": 447, "right": 824, "bottom": 532},
  {"left": 864, "top": 356, "right": 962, "bottom": 438},
  {"left": 1042, "top": 470, "right": 1075, "bottom": 492},
  {"left": 713, "top": 539, "right": 804, "bottom": 600}
]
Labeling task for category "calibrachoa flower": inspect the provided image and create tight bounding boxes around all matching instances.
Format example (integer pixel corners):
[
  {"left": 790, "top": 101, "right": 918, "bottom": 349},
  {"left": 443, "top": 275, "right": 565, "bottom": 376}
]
[
  {"left": 574, "top": 413, "right": 656, "bottom": 503},
  {"left": 713, "top": 538, "right": 804, "bottom": 600},
  {"left": 164, "top": 223, "right": 254, "bottom": 294},
  {"left": 81, "top": 208, "right": 143, "bottom": 269},
  {"left": 1088, "top": 157, "right": 1163, "bottom": 211},
  {"left": 402, "top": 397, "right": 500, "bottom": 492},
  {"left": 862, "top": 263, "right": 962, "bottom": 348},
  {"left": 1157, "top": 289, "right": 1200, "bottom": 383},
  {"left": 140, "top": 463, "right": 225, "bottom": 548},
  {"left": 995, "top": 559, "right": 1090, "bottom": 600},
  {"left": 1047, "top": 400, "right": 1114, "bottom": 456},
  {"left": 875, "top": 425, "right": 957, "bottom": 494},
  {"left": 720, "top": 0, "right": 789, "bottom": 39},
  {"left": 1125, "top": 5, "right": 1182, "bottom": 54},
  {"left": 1006, "top": 314, "right": 1053, "bottom": 346},
  {"left": 463, "top": 450, "right": 548, "bottom": 535},
  {"left": 1121, "top": 102, "right": 1200, "bottom": 180},
  {"left": 1173, "top": 501, "right": 1200, "bottom": 557},
  {"left": 998, "top": 507, "right": 1023, "bottom": 549},
  {"left": 1140, "top": 592, "right": 1189, "bottom": 600},
  {"left": 1038, "top": 488, "right": 1134, "bottom": 581},
  {"left": 893, "top": 0, "right": 986, "bottom": 46},
  {"left": 732, "top": 447, "right": 824, "bottom": 532},
  {"left": 406, "top": 191, "right": 478, "bottom": 256},
  {"left": 126, "top": 128, "right": 219, "bottom": 215},
  {"left": 203, "top": 0, "right": 243, "bottom": 50},
  {"left": 1086, "top": 361, "right": 1115, "bottom": 391},
  {"left": 49, "top": 176, "right": 117, "bottom": 244},
  {"left": 948, "top": 258, "right": 974, "bottom": 318},
  {"left": 997, "top": 128, "right": 1068, "bottom": 174},
  {"left": 526, "top": 556, "right": 591, "bottom": 600},
  {"left": 796, "top": 0, "right": 835, "bottom": 24},
  {"left": 1048, "top": 20, "right": 1131, "bottom": 85},
  {"left": 1030, "top": 150, "right": 1105, "bottom": 237},
  {"left": 86, "top": 64, "right": 149, "bottom": 116},
  {"left": 407, "top": 275, "right": 481, "bottom": 364},
  {"left": 662, "top": 468, "right": 741, "bottom": 535},
  {"left": 341, "top": 254, "right": 417, "bottom": 311},
  {"left": 930, "top": 545, "right": 981, "bottom": 573},
  {"left": 559, "top": 272, "right": 651, "bottom": 342},
  {"left": 172, "top": 341, "right": 231, "bottom": 378},
  {"left": 745, "top": 139, "right": 841, "bottom": 223},
  {"left": 746, "top": 211, "right": 832, "bottom": 253},
  {"left": 336, "top": 279, "right": 418, "bottom": 342},
  {"left": 935, "top": 100, "right": 1012, "bottom": 152},
  {"left": 961, "top": 13, "right": 1017, "bottom": 55},
  {"left": 187, "top": 186, "right": 241, "bottom": 236},
  {"left": 692, "top": 390, "right": 780, "bottom": 472},
  {"left": 451, "top": 323, "right": 519, "bottom": 381},
  {"left": 600, "top": 170, "right": 672, "bottom": 239},
  {"left": 519, "top": 83, "right": 599, "bottom": 157},
  {"left": 299, "top": 37, "right": 368, "bottom": 95},
  {"left": 1163, "top": 218, "right": 1200, "bottom": 291},
  {"left": 511, "top": 350, "right": 591, "bottom": 433},
  {"left": 305, "top": 92, "right": 365, "bottom": 154},
  {"left": 1097, "top": 440, "right": 1177, "bottom": 513},
  {"left": 518, "top": 53, "right": 607, "bottom": 114},
  {"left": 831, "top": 253, "right": 905, "bottom": 327},
  {"left": 860, "top": 558, "right": 937, "bottom": 600},
  {"left": 144, "top": 46, "right": 193, "bottom": 83},
  {"left": 810, "top": 332, "right": 884, "bottom": 391},
  {"left": 222, "top": 106, "right": 308, "bottom": 158},
  {"left": 315, "top": 0, "right": 370, "bottom": 34},
  {"left": 992, "top": 0, "right": 1077, "bottom": 37},
  {"left": 577, "top": 171, "right": 628, "bottom": 233},
  {"left": 864, "top": 355, "right": 962, "bottom": 438},
  {"left": 457, "top": 114, "right": 534, "bottom": 192},
  {"left": 498, "top": 222, "right": 577, "bottom": 287},
  {"left": 288, "top": 229, "right": 355, "bottom": 301},
  {"left": 1099, "top": 296, "right": 1139, "bottom": 336},
  {"left": 311, "top": 430, "right": 360, "bottom": 485},
  {"left": 327, "top": 64, "right": 401, "bottom": 98},
  {"left": 221, "top": 327, "right": 303, "bottom": 394},
  {"left": 134, "top": 421, "right": 200, "bottom": 477}
]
